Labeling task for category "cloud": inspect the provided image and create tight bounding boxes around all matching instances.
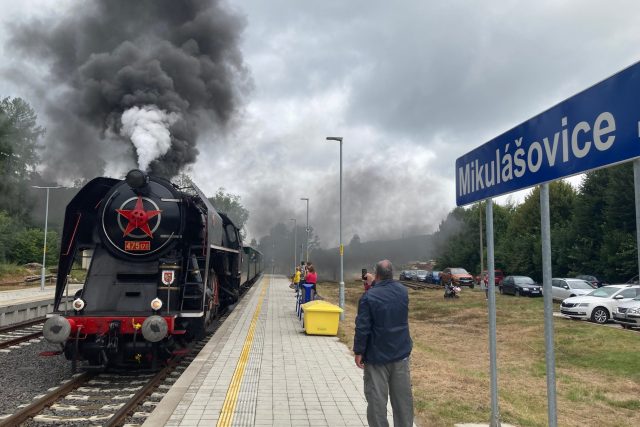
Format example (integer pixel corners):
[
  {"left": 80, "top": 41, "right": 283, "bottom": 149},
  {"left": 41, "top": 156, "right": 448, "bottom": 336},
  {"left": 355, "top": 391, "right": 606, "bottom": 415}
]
[
  {"left": 5, "top": 0, "right": 249, "bottom": 180},
  {"left": 3, "top": 0, "right": 640, "bottom": 247},
  {"left": 190, "top": 0, "right": 640, "bottom": 246}
]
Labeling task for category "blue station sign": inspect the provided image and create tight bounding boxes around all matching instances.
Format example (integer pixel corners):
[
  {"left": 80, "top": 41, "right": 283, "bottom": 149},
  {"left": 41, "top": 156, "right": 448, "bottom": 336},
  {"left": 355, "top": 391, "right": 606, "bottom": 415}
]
[{"left": 456, "top": 61, "right": 640, "bottom": 206}]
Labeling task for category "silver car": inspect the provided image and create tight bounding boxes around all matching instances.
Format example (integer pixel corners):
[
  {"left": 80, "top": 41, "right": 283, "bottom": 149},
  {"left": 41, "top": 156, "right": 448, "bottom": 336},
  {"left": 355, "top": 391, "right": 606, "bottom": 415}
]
[
  {"left": 613, "top": 296, "right": 640, "bottom": 329},
  {"left": 551, "top": 278, "right": 594, "bottom": 301}
]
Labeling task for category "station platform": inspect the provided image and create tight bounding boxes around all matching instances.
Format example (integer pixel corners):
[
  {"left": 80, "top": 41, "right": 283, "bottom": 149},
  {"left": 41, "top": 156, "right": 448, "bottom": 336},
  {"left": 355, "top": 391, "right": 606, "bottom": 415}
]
[
  {"left": 0, "top": 284, "right": 66, "bottom": 308},
  {"left": 0, "top": 283, "right": 82, "bottom": 326},
  {"left": 143, "top": 274, "right": 402, "bottom": 427}
]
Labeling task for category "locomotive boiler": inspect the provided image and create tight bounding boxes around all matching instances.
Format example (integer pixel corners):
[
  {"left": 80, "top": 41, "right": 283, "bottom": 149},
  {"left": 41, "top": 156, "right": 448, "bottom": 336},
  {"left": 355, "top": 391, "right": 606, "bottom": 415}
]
[{"left": 42, "top": 170, "right": 262, "bottom": 369}]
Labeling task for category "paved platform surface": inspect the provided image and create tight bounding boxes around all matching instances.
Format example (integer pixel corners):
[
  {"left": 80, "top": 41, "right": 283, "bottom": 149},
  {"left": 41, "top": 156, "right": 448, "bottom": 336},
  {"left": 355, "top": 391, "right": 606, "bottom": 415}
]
[
  {"left": 144, "top": 274, "right": 407, "bottom": 427},
  {"left": 0, "top": 283, "right": 81, "bottom": 308}
]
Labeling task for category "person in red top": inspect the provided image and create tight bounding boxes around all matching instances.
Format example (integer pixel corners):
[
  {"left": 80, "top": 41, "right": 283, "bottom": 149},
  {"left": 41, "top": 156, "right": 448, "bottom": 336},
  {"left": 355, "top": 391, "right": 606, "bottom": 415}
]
[{"left": 305, "top": 265, "right": 318, "bottom": 296}]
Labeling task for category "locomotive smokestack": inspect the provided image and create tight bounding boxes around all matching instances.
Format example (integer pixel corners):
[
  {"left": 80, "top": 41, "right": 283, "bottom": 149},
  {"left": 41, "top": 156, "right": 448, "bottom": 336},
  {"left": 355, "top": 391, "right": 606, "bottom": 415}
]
[
  {"left": 9, "top": 0, "right": 250, "bottom": 180},
  {"left": 125, "top": 169, "right": 149, "bottom": 190}
]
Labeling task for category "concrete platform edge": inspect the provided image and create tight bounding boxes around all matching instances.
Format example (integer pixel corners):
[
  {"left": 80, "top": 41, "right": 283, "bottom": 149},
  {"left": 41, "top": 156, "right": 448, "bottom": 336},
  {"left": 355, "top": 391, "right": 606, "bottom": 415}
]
[{"left": 141, "top": 276, "right": 263, "bottom": 427}]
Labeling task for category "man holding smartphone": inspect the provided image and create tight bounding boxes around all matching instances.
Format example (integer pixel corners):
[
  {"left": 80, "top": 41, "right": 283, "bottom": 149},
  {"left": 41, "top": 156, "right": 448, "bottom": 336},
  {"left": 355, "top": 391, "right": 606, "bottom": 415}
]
[
  {"left": 362, "top": 268, "right": 374, "bottom": 292},
  {"left": 353, "top": 259, "right": 414, "bottom": 427}
]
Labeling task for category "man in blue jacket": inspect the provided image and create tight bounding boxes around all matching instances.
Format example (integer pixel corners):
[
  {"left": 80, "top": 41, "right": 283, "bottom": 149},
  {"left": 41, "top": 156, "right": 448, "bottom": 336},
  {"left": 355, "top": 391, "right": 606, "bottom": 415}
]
[{"left": 354, "top": 259, "right": 413, "bottom": 427}]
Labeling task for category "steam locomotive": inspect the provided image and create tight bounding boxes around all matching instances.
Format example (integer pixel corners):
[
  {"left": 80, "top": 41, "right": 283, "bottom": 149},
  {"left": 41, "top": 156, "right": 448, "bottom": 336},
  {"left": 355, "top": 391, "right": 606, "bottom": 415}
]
[{"left": 43, "top": 170, "right": 262, "bottom": 369}]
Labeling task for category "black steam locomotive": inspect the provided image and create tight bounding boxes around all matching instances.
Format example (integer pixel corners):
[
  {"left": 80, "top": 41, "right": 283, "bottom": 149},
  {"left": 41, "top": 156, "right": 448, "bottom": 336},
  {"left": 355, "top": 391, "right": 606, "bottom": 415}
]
[{"left": 43, "top": 170, "right": 262, "bottom": 368}]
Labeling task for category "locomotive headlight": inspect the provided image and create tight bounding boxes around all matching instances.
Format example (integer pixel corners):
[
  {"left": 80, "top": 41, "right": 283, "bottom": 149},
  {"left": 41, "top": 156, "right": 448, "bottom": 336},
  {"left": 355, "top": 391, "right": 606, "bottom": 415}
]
[
  {"left": 150, "top": 298, "right": 163, "bottom": 311},
  {"left": 72, "top": 298, "right": 85, "bottom": 311}
]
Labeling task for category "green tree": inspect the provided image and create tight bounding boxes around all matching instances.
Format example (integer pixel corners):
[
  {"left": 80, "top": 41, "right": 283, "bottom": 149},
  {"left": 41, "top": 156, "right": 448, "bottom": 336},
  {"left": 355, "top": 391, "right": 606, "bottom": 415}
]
[
  {"left": 208, "top": 188, "right": 250, "bottom": 238},
  {"left": 435, "top": 181, "right": 575, "bottom": 281},
  {"left": 0, "top": 211, "right": 20, "bottom": 262},
  {"left": 171, "top": 174, "right": 251, "bottom": 239},
  {"left": 498, "top": 181, "right": 575, "bottom": 281},
  {"left": 9, "top": 228, "right": 59, "bottom": 266},
  {"left": 568, "top": 169, "right": 609, "bottom": 275},
  {"left": 435, "top": 207, "right": 479, "bottom": 272},
  {"left": 0, "top": 97, "right": 44, "bottom": 217},
  {"left": 566, "top": 163, "right": 636, "bottom": 282},
  {"left": 598, "top": 163, "right": 635, "bottom": 281}
]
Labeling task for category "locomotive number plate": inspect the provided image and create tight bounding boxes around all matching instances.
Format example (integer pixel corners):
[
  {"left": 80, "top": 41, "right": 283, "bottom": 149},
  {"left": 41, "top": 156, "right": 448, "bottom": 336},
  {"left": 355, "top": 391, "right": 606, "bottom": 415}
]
[{"left": 125, "top": 241, "right": 151, "bottom": 251}]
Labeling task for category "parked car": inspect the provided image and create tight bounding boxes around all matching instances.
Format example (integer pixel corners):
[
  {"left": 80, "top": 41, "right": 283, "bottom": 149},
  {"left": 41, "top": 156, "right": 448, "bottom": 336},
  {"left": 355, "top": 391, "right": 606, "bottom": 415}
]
[
  {"left": 576, "top": 274, "right": 608, "bottom": 288},
  {"left": 560, "top": 285, "right": 640, "bottom": 324},
  {"left": 399, "top": 270, "right": 417, "bottom": 281},
  {"left": 428, "top": 271, "right": 442, "bottom": 285},
  {"left": 441, "top": 267, "right": 474, "bottom": 288},
  {"left": 551, "top": 278, "right": 595, "bottom": 301},
  {"left": 613, "top": 296, "right": 640, "bottom": 329},
  {"left": 415, "top": 270, "right": 428, "bottom": 282},
  {"left": 499, "top": 276, "right": 542, "bottom": 297},
  {"left": 476, "top": 269, "right": 505, "bottom": 286}
]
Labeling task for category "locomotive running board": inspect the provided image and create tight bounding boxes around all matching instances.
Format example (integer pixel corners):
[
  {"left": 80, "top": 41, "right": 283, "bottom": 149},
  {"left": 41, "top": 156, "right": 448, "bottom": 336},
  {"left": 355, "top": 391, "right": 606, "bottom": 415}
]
[{"left": 210, "top": 244, "right": 240, "bottom": 254}]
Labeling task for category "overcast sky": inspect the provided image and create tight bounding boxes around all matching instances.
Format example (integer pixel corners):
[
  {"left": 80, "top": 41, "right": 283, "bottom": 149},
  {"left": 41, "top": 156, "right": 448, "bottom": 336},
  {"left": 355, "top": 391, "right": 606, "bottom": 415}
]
[{"left": 2, "top": 0, "right": 640, "bottom": 246}]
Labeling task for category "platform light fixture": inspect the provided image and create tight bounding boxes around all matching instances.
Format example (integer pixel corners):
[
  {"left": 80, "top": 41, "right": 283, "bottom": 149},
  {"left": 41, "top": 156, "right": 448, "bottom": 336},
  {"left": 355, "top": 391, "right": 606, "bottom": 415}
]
[
  {"left": 300, "top": 198, "right": 310, "bottom": 263},
  {"left": 325, "top": 136, "right": 345, "bottom": 319},
  {"left": 32, "top": 185, "right": 63, "bottom": 291},
  {"left": 289, "top": 218, "right": 297, "bottom": 274}
]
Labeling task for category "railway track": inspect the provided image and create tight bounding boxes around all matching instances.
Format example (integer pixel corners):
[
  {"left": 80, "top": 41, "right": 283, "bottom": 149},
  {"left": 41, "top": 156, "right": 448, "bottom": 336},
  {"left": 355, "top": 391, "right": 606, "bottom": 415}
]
[
  {"left": 0, "top": 275, "right": 262, "bottom": 426},
  {"left": 0, "top": 318, "right": 44, "bottom": 351},
  {"left": 0, "top": 325, "right": 224, "bottom": 426},
  {"left": 399, "top": 280, "right": 443, "bottom": 290}
]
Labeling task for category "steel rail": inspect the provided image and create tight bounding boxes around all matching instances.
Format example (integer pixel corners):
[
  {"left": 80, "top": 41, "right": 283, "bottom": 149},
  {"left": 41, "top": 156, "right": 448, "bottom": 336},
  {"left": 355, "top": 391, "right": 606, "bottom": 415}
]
[
  {"left": 0, "top": 372, "right": 93, "bottom": 427},
  {"left": 0, "top": 317, "right": 45, "bottom": 334},
  {"left": 0, "top": 330, "right": 43, "bottom": 350},
  {"left": 104, "top": 364, "right": 175, "bottom": 427},
  {"left": 398, "top": 280, "right": 442, "bottom": 290}
]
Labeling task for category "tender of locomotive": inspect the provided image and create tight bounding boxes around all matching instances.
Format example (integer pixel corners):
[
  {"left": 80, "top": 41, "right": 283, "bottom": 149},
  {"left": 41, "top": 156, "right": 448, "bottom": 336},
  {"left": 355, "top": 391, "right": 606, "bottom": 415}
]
[{"left": 43, "top": 170, "right": 262, "bottom": 369}]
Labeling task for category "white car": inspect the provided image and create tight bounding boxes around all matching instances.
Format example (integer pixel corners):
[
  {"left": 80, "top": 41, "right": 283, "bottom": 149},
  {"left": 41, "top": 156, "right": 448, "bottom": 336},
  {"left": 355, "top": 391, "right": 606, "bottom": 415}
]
[
  {"left": 559, "top": 285, "right": 640, "bottom": 324},
  {"left": 613, "top": 297, "right": 640, "bottom": 329},
  {"left": 551, "top": 278, "right": 594, "bottom": 301}
]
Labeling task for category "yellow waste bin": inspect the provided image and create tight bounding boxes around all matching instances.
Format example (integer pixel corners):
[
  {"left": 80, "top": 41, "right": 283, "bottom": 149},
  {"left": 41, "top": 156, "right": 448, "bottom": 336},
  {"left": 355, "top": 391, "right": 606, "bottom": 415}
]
[{"left": 301, "top": 300, "right": 343, "bottom": 336}]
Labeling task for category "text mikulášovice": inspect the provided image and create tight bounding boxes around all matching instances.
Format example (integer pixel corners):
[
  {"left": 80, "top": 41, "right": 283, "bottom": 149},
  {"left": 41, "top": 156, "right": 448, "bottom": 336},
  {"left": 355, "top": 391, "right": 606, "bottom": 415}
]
[{"left": 458, "top": 111, "right": 616, "bottom": 198}]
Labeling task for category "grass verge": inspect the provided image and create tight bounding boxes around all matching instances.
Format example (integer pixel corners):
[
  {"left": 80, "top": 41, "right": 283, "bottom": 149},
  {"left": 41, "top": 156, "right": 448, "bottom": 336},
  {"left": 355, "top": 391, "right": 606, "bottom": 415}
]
[{"left": 317, "top": 280, "right": 640, "bottom": 427}]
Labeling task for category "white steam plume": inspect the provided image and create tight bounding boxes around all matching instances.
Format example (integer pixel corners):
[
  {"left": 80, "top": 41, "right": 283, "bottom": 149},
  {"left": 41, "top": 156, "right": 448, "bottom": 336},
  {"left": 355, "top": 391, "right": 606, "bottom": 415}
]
[{"left": 121, "top": 105, "right": 181, "bottom": 171}]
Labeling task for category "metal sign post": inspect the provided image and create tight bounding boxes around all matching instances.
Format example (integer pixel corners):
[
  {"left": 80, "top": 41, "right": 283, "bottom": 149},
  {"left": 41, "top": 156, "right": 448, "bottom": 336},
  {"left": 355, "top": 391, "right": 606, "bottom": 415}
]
[
  {"left": 634, "top": 159, "right": 640, "bottom": 282},
  {"left": 479, "top": 202, "right": 484, "bottom": 277},
  {"left": 540, "top": 183, "right": 557, "bottom": 427},
  {"left": 485, "top": 199, "right": 501, "bottom": 427}
]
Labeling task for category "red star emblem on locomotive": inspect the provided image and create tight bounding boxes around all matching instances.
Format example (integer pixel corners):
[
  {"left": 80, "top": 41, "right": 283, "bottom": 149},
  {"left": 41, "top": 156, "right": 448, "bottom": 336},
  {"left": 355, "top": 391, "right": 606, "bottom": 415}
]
[{"left": 116, "top": 196, "right": 161, "bottom": 238}]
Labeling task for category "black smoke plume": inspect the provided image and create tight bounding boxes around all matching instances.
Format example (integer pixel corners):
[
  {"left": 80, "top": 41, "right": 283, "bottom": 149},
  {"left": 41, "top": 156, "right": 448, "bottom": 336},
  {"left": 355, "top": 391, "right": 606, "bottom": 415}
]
[{"left": 9, "top": 0, "right": 249, "bottom": 179}]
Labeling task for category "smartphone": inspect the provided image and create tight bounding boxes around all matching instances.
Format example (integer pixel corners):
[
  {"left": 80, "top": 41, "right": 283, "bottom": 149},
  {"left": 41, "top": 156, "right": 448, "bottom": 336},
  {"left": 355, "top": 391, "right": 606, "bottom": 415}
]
[{"left": 361, "top": 268, "right": 367, "bottom": 280}]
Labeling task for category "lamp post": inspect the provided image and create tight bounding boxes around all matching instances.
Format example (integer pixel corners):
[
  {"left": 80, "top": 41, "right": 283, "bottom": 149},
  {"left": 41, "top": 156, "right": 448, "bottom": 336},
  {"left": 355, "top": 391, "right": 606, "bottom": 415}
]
[
  {"left": 32, "top": 185, "right": 62, "bottom": 291},
  {"left": 300, "top": 197, "right": 309, "bottom": 263},
  {"left": 326, "top": 136, "right": 344, "bottom": 320},
  {"left": 289, "top": 218, "right": 297, "bottom": 273}
]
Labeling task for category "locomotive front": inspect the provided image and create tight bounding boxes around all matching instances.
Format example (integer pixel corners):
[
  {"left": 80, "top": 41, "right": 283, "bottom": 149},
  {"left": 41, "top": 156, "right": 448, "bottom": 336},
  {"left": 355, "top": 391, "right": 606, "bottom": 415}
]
[{"left": 42, "top": 170, "right": 204, "bottom": 368}]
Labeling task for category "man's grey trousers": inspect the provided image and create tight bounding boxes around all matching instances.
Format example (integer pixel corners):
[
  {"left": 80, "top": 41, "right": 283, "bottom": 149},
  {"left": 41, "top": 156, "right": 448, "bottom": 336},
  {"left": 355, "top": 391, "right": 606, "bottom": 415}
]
[{"left": 363, "top": 358, "right": 414, "bottom": 427}]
